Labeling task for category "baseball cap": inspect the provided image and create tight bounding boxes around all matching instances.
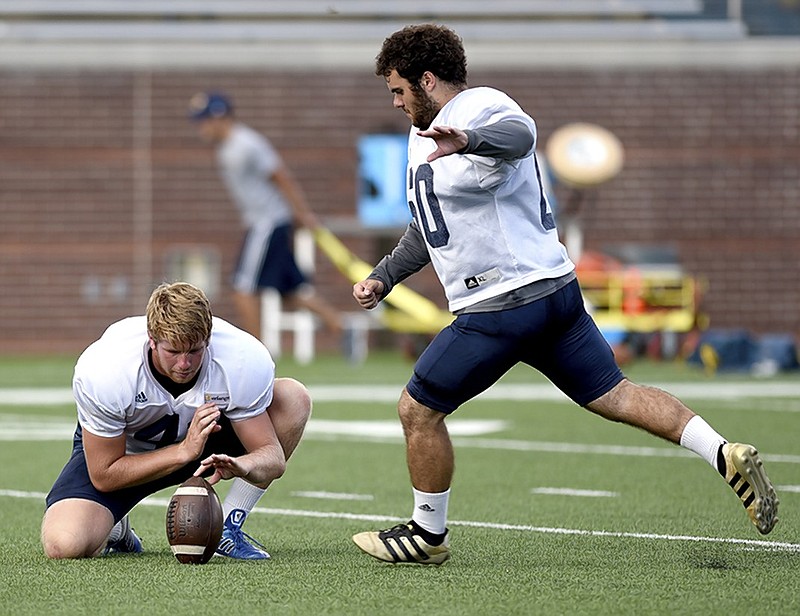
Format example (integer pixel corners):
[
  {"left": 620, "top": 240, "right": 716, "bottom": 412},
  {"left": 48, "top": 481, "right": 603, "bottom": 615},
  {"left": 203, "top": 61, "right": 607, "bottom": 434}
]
[{"left": 188, "top": 92, "right": 233, "bottom": 120}]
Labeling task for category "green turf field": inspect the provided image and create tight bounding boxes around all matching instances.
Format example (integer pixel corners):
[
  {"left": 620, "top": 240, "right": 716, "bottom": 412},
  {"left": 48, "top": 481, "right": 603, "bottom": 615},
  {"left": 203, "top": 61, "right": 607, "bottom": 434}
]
[{"left": 1, "top": 353, "right": 798, "bottom": 615}]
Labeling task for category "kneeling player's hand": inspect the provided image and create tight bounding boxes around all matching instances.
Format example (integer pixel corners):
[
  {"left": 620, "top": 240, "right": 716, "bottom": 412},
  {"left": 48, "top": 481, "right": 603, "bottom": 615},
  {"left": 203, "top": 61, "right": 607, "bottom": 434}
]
[
  {"left": 181, "top": 403, "right": 221, "bottom": 461},
  {"left": 194, "top": 453, "right": 246, "bottom": 486}
]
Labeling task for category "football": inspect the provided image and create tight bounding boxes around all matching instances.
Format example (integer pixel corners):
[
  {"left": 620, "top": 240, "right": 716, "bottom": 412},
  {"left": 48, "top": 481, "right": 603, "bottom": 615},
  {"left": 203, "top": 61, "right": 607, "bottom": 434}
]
[{"left": 165, "top": 476, "right": 224, "bottom": 564}]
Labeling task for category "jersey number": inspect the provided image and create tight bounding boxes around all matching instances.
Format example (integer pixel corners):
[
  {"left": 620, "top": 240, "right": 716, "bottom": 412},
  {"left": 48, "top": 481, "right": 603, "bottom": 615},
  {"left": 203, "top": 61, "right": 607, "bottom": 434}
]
[
  {"left": 408, "top": 164, "right": 449, "bottom": 248},
  {"left": 133, "top": 413, "right": 181, "bottom": 449},
  {"left": 407, "top": 157, "right": 556, "bottom": 246}
]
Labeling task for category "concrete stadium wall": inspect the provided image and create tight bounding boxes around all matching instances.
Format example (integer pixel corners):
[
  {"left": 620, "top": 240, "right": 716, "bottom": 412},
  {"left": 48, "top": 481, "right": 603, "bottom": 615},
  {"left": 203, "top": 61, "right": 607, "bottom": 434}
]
[{"left": 1, "top": 65, "right": 798, "bottom": 353}]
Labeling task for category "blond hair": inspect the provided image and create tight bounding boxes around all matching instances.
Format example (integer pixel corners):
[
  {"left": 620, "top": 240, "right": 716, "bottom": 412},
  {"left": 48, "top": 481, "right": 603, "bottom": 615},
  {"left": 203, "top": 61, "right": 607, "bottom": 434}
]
[{"left": 146, "top": 282, "right": 212, "bottom": 347}]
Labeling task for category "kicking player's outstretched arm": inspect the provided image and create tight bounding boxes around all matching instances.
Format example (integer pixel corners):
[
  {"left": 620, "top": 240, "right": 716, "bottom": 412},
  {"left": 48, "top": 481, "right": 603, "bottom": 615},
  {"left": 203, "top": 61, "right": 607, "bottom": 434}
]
[
  {"left": 421, "top": 120, "right": 534, "bottom": 162},
  {"left": 418, "top": 125, "right": 468, "bottom": 161}
]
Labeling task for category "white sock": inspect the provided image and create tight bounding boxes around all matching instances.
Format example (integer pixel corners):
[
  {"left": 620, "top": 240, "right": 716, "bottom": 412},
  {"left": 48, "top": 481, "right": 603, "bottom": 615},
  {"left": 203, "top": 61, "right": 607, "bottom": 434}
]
[
  {"left": 222, "top": 478, "right": 266, "bottom": 522},
  {"left": 411, "top": 488, "right": 450, "bottom": 536},
  {"left": 107, "top": 517, "right": 126, "bottom": 543},
  {"left": 679, "top": 415, "right": 726, "bottom": 470}
]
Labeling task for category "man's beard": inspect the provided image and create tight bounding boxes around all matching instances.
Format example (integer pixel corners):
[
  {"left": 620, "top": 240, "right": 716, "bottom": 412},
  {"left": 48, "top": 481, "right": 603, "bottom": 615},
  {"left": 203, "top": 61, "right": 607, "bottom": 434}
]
[{"left": 410, "top": 90, "right": 441, "bottom": 130}]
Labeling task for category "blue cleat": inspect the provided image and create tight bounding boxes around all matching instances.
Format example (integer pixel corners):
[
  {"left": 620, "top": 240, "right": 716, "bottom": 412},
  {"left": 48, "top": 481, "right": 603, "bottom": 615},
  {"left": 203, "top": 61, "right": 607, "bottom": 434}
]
[
  {"left": 104, "top": 515, "right": 143, "bottom": 555},
  {"left": 215, "top": 509, "right": 270, "bottom": 560}
]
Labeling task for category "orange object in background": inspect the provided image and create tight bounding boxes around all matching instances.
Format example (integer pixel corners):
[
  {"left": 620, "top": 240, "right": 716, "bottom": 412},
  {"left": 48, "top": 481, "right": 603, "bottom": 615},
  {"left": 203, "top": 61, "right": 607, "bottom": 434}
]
[{"left": 574, "top": 250, "right": 703, "bottom": 342}]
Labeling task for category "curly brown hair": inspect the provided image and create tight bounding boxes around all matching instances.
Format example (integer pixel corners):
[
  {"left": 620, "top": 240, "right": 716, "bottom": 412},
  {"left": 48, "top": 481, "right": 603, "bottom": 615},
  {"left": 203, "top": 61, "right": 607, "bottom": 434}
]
[
  {"left": 375, "top": 24, "right": 468, "bottom": 90},
  {"left": 146, "top": 282, "right": 212, "bottom": 347}
]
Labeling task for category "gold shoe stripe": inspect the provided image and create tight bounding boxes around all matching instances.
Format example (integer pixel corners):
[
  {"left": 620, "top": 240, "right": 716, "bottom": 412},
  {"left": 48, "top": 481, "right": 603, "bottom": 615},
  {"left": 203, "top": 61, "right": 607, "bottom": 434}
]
[{"left": 737, "top": 482, "right": 751, "bottom": 499}]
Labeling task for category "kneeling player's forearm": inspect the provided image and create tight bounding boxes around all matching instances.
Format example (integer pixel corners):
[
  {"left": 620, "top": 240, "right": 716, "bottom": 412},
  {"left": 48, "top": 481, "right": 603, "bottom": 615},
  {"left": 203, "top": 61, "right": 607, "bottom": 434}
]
[{"left": 90, "top": 444, "right": 197, "bottom": 492}]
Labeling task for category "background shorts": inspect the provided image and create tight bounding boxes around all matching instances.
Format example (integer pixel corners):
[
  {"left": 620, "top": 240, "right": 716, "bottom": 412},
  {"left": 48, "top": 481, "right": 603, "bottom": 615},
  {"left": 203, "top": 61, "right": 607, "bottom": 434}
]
[
  {"left": 45, "top": 416, "right": 246, "bottom": 523},
  {"left": 406, "top": 279, "right": 624, "bottom": 414},
  {"left": 233, "top": 222, "right": 307, "bottom": 295}
]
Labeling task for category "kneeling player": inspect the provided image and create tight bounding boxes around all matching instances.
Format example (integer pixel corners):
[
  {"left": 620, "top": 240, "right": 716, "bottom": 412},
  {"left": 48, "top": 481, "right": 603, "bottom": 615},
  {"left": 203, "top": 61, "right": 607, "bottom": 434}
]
[{"left": 41, "top": 282, "right": 311, "bottom": 560}]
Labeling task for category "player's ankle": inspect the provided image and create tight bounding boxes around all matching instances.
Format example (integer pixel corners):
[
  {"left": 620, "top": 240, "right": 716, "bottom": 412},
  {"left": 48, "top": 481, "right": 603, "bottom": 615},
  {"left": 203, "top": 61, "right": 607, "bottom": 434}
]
[{"left": 410, "top": 520, "right": 447, "bottom": 546}]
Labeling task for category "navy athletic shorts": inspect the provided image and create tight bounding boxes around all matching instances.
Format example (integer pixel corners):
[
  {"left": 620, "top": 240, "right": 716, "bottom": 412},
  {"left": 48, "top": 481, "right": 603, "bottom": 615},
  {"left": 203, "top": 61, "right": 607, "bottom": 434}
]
[
  {"left": 45, "top": 416, "right": 247, "bottom": 523},
  {"left": 233, "top": 223, "right": 307, "bottom": 295},
  {"left": 406, "top": 279, "right": 624, "bottom": 414}
]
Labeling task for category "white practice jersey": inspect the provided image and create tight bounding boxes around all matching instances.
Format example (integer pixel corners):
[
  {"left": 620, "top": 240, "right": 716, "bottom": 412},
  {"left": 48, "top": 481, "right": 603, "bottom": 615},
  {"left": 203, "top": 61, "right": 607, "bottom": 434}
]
[
  {"left": 73, "top": 316, "right": 275, "bottom": 454},
  {"left": 217, "top": 122, "right": 292, "bottom": 230},
  {"left": 406, "top": 87, "right": 574, "bottom": 312}
]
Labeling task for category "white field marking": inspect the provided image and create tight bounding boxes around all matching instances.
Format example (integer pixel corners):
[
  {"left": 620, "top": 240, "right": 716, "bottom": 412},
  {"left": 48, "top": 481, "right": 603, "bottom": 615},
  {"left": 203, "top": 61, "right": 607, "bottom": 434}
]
[
  {"left": 776, "top": 485, "right": 800, "bottom": 493},
  {"left": 311, "top": 428, "right": 800, "bottom": 466},
  {"left": 532, "top": 487, "right": 619, "bottom": 498},
  {"left": 291, "top": 491, "right": 374, "bottom": 501},
  {"left": 0, "top": 389, "right": 75, "bottom": 405},
  {"left": 4, "top": 381, "right": 800, "bottom": 406},
  {"left": 692, "top": 398, "right": 800, "bottom": 414},
  {"left": 0, "top": 489, "right": 49, "bottom": 499},
  {"left": 306, "top": 419, "right": 507, "bottom": 438},
  {"left": 311, "top": 382, "right": 800, "bottom": 402},
  {"left": 3, "top": 414, "right": 800, "bottom": 465},
  {"left": 454, "top": 437, "right": 800, "bottom": 465},
  {"left": 5, "top": 489, "right": 798, "bottom": 553},
  {"left": 0, "top": 416, "right": 506, "bottom": 441},
  {"left": 0, "top": 417, "right": 76, "bottom": 440}
]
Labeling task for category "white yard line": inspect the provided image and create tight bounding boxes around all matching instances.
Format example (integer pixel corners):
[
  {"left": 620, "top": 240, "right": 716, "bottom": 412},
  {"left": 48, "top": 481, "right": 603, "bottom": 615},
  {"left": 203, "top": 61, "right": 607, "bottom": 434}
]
[
  {"left": 531, "top": 487, "right": 619, "bottom": 498},
  {"left": 3, "top": 489, "right": 797, "bottom": 553},
  {"left": 291, "top": 491, "right": 374, "bottom": 501},
  {"left": 2, "top": 415, "right": 800, "bottom": 464},
  {"left": 3, "top": 381, "right": 800, "bottom": 406}
]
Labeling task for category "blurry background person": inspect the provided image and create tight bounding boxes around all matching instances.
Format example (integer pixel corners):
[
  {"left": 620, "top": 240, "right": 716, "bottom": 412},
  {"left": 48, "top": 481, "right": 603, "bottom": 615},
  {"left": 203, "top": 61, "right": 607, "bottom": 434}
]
[{"left": 189, "top": 92, "right": 342, "bottom": 340}]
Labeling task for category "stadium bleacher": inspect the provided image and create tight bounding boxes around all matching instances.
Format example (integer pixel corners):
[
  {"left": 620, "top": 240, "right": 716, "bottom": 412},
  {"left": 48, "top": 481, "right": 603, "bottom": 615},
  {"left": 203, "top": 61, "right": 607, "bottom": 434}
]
[
  {"left": 0, "top": 1, "right": 796, "bottom": 41},
  {"left": 0, "top": 0, "right": 752, "bottom": 41}
]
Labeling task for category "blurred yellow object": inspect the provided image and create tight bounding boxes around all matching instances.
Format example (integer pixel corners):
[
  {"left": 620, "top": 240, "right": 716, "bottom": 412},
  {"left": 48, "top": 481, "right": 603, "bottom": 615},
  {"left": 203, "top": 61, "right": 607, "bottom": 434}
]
[
  {"left": 577, "top": 268, "right": 703, "bottom": 334},
  {"left": 699, "top": 343, "right": 720, "bottom": 376},
  {"left": 313, "top": 227, "right": 453, "bottom": 334}
]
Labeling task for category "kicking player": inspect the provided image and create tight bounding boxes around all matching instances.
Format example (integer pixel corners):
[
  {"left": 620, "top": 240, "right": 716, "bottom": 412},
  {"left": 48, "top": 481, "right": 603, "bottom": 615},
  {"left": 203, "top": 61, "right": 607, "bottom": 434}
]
[
  {"left": 350, "top": 24, "right": 778, "bottom": 565},
  {"left": 42, "top": 282, "right": 311, "bottom": 560}
]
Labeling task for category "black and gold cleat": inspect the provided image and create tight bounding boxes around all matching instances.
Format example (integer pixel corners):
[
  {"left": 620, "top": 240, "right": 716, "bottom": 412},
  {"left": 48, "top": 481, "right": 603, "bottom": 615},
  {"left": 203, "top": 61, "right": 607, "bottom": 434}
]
[
  {"left": 353, "top": 523, "right": 450, "bottom": 565},
  {"left": 719, "top": 443, "right": 779, "bottom": 535}
]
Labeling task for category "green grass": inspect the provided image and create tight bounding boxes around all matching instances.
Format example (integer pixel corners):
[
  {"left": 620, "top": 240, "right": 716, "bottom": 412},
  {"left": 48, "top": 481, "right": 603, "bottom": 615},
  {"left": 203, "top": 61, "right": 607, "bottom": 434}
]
[{"left": 1, "top": 353, "right": 799, "bottom": 615}]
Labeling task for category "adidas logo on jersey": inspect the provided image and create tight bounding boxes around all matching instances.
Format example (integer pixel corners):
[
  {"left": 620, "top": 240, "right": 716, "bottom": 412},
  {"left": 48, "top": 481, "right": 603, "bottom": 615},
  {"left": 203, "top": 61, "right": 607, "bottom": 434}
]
[
  {"left": 463, "top": 267, "right": 501, "bottom": 289},
  {"left": 135, "top": 391, "right": 148, "bottom": 404}
]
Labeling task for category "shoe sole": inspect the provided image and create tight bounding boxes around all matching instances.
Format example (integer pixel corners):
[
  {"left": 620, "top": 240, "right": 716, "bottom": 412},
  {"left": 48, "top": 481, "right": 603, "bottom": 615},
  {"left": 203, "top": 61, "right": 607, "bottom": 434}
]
[
  {"left": 728, "top": 444, "right": 779, "bottom": 535},
  {"left": 212, "top": 551, "right": 271, "bottom": 560}
]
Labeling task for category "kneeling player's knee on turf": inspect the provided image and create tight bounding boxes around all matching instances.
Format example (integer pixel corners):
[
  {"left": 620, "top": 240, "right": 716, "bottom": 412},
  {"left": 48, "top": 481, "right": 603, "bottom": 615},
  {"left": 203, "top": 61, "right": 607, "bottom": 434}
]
[{"left": 42, "top": 527, "right": 99, "bottom": 559}]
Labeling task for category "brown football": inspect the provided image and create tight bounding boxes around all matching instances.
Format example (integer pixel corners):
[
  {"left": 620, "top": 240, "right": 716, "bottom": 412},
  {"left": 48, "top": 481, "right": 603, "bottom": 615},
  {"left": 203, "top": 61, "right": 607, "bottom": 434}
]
[{"left": 165, "top": 476, "right": 224, "bottom": 564}]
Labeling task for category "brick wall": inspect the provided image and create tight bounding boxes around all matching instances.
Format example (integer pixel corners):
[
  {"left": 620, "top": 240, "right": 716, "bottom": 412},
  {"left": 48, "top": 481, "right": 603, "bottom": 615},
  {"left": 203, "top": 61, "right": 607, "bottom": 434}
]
[{"left": 1, "top": 66, "right": 798, "bottom": 354}]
